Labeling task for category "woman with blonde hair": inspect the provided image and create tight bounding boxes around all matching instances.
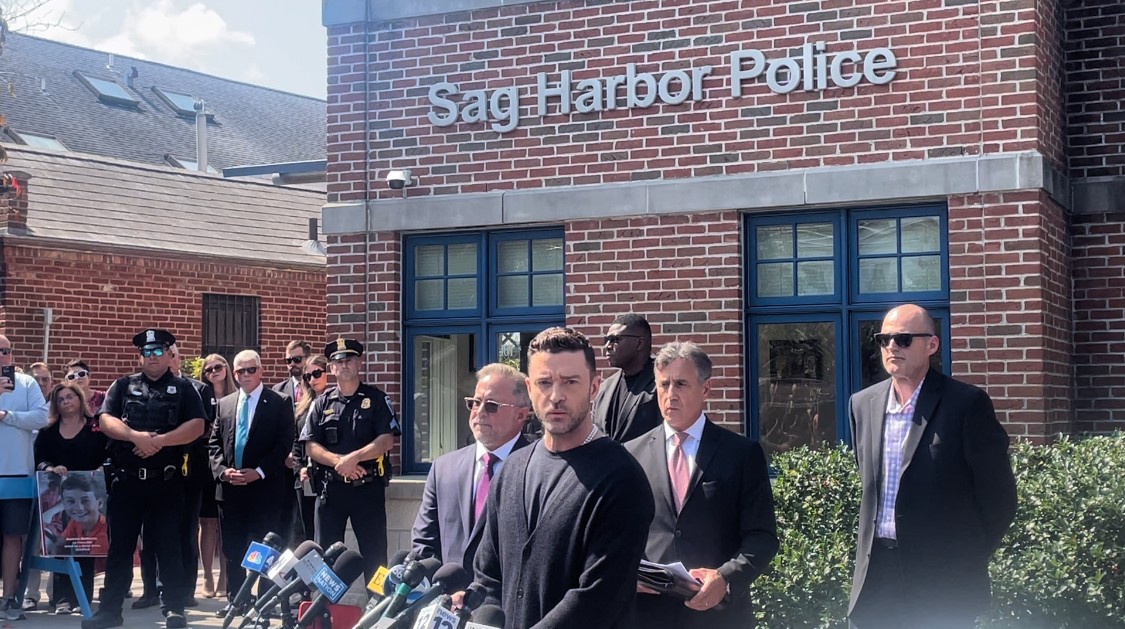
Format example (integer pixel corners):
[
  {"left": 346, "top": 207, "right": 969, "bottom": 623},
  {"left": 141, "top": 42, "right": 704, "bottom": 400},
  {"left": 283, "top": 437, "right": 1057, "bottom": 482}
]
[{"left": 197, "top": 354, "right": 235, "bottom": 598}]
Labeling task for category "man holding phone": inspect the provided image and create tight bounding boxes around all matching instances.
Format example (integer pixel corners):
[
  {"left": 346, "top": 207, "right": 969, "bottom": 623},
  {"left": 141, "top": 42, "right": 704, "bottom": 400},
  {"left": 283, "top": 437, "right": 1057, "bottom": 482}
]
[{"left": 0, "top": 334, "right": 49, "bottom": 621}]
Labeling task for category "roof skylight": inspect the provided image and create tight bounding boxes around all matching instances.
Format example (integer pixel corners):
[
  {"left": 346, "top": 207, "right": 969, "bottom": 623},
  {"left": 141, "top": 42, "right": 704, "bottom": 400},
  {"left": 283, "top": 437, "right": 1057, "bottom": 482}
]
[
  {"left": 153, "top": 87, "right": 200, "bottom": 116},
  {"left": 74, "top": 71, "right": 138, "bottom": 105},
  {"left": 167, "top": 155, "right": 219, "bottom": 174},
  {"left": 9, "top": 130, "right": 68, "bottom": 151}
]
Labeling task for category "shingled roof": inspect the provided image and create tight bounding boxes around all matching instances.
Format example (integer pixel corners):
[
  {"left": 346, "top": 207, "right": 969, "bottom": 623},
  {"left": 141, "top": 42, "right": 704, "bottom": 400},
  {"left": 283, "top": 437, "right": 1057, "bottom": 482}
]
[
  {"left": 3, "top": 146, "right": 325, "bottom": 266},
  {"left": 0, "top": 33, "right": 325, "bottom": 171}
]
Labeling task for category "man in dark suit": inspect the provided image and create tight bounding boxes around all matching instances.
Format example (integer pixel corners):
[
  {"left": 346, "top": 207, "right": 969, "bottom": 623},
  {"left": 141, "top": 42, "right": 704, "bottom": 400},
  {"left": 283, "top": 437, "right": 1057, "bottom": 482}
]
[
  {"left": 594, "top": 313, "right": 662, "bottom": 443},
  {"left": 848, "top": 304, "right": 1017, "bottom": 629},
  {"left": 209, "top": 350, "right": 295, "bottom": 616},
  {"left": 411, "top": 363, "right": 531, "bottom": 567},
  {"left": 627, "top": 341, "right": 778, "bottom": 629},
  {"left": 272, "top": 340, "right": 310, "bottom": 402}
]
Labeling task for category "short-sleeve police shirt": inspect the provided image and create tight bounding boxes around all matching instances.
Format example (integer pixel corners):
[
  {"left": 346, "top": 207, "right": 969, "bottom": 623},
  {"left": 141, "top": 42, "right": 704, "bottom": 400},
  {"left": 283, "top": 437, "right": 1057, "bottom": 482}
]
[{"left": 299, "top": 383, "right": 399, "bottom": 454}]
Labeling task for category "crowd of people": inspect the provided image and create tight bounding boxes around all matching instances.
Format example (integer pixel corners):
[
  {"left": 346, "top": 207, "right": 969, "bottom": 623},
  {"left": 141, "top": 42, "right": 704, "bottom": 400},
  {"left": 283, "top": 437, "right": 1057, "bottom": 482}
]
[{"left": 0, "top": 301, "right": 1018, "bottom": 629}]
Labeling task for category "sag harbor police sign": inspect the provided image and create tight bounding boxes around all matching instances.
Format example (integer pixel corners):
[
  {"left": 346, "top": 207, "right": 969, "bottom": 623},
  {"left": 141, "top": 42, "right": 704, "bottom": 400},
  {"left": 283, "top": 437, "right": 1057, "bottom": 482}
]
[{"left": 428, "top": 43, "right": 898, "bottom": 133}]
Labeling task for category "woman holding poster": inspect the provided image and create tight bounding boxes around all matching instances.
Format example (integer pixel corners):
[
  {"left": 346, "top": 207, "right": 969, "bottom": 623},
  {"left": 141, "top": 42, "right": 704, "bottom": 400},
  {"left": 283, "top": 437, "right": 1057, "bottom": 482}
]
[{"left": 34, "top": 383, "right": 109, "bottom": 615}]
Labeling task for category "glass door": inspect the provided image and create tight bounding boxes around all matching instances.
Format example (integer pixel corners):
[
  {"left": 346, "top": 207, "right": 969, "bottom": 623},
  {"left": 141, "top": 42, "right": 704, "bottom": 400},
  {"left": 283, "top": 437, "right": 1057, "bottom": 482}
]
[
  {"left": 849, "top": 309, "right": 951, "bottom": 393},
  {"left": 748, "top": 315, "right": 844, "bottom": 458},
  {"left": 488, "top": 324, "right": 561, "bottom": 440},
  {"left": 405, "top": 328, "right": 479, "bottom": 466}
]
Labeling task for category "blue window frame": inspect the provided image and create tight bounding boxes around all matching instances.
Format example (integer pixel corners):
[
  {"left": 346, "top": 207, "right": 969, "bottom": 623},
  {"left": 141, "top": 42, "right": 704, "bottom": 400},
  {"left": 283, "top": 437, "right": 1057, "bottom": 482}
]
[
  {"left": 403, "top": 229, "right": 564, "bottom": 474},
  {"left": 745, "top": 204, "right": 949, "bottom": 456}
]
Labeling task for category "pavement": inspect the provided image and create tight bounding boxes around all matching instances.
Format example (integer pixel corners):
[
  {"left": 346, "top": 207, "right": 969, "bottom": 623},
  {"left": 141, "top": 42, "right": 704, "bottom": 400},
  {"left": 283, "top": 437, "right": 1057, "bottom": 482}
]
[{"left": 9, "top": 572, "right": 242, "bottom": 628}]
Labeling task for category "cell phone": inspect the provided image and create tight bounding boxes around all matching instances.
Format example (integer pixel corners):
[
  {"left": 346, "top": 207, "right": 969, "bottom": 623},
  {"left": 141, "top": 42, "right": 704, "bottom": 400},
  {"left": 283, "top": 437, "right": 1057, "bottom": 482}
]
[{"left": 1, "top": 365, "right": 14, "bottom": 382}]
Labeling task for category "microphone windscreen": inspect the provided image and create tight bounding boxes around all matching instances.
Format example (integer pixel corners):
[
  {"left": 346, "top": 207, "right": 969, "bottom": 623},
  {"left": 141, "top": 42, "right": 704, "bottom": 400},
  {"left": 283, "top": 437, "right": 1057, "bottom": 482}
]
[
  {"left": 293, "top": 540, "right": 322, "bottom": 558},
  {"left": 262, "top": 532, "right": 285, "bottom": 549},
  {"left": 390, "top": 549, "right": 410, "bottom": 566},
  {"left": 323, "top": 541, "right": 349, "bottom": 565},
  {"left": 408, "top": 557, "right": 442, "bottom": 584},
  {"left": 432, "top": 564, "right": 470, "bottom": 592},
  {"left": 330, "top": 551, "right": 366, "bottom": 584},
  {"left": 471, "top": 604, "right": 505, "bottom": 626}
]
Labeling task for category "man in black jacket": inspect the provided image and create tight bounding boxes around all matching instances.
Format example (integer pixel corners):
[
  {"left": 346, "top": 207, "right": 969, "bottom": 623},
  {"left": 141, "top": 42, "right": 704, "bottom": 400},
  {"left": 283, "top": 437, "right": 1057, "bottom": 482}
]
[
  {"left": 593, "top": 313, "right": 661, "bottom": 443},
  {"left": 474, "top": 327, "right": 654, "bottom": 628}
]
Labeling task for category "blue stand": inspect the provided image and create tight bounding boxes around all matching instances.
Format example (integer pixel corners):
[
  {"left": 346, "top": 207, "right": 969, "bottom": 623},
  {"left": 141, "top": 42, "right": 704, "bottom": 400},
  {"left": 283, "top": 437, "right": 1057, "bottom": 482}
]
[{"left": 0, "top": 476, "right": 94, "bottom": 619}]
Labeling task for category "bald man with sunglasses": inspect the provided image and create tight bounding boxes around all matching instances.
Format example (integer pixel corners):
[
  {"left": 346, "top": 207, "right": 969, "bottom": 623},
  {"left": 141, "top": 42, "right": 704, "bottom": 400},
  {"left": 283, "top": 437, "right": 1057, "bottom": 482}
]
[
  {"left": 847, "top": 304, "right": 1016, "bottom": 629},
  {"left": 411, "top": 363, "right": 531, "bottom": 568}
]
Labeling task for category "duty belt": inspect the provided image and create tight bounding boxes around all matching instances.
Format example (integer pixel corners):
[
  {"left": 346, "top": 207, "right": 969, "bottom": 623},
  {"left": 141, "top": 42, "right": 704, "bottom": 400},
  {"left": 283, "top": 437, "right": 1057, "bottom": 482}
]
[
  {"left": 322, "top": 468, "right": 379, "bottom": 486},
  {"left": 118, "top": 465, "right": 179, "bottom": 481}
]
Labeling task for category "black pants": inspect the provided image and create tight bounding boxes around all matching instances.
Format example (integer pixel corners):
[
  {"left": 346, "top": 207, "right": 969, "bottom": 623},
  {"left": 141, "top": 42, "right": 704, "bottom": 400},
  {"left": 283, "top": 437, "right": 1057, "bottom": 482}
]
[
  {"left": 140, "top": 465, "right": 204, "bottom": 600},
  {"left": 218, "top": 496, "right": 279, "bottom": 600},
  {"left": 51, "top": 556, "right": 95, "bottom": 609},
  {"left": 296, "top": 490, "right": 316, "bottom": 543},
  {"left": 315, "top": 481, "right": 387, "bottom": 582},
  {"left": 850, "top": 544, "right": 979, "bottom": 629},
  {"left": 101, "top": 474, "right": 187, "bottom": 614}
]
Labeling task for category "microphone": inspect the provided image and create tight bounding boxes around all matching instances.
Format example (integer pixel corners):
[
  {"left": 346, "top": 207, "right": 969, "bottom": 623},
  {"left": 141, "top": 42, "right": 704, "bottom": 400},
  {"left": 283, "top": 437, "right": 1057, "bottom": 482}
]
[
  {"left": 295, "top": 550, "right": 366, "bottom": 629},
  {"left": 242, "top": 540, "right": 328, "bottom": 627},
  {"left": 454, "top": 582, "right": 488, "bottom": 621},
  {"left": 221, "top": 532, "right": 285, "bottom": 629},
  {"left": 380, "top": 563, "right": 470, "bottom": 629},
  {"left": 242, "top": 540, "right": 322, "bottom": 627},
  {"left": 464, "top": 604, "right": 505, "bottom": 629},
  {"left": 382, "top": 558, "right": 442, "bottom": 620},
  {"left": 367, "top": 549, "right": 411, "bottom": 600},
  {"left": 410, "top": 601, "right": 458, "bottom": 629}
]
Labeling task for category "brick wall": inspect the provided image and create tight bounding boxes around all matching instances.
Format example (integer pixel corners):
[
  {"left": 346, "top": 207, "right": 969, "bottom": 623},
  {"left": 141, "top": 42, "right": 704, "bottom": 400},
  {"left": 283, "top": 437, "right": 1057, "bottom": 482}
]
[
  {"left": 567, "top": 211, "right": 744, "bottom": 428},
  {"left": 1065, "top": 0, "right": 1125, "bottom": 180},
  {"left": 1072, "top": 212, "right": 1125, "bottom": 433},
  {"left": 326, "top": 0, "right": 1062, "bottom": 203},
  {"left": 0, "top": 241, "right": 327, "bottom": 391},
  {"left": 947, "top": 190, "right": 1073, "bottom": 441}
]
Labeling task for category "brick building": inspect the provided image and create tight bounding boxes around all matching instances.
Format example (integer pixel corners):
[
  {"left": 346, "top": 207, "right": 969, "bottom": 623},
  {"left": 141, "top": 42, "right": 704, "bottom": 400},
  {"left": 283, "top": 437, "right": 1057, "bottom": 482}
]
[
  {"left": 0, "top": 34, "right": 329, "bottom": 388},
  {"left": 318, "top": 0, "right": 1123, "bottom": 511}
]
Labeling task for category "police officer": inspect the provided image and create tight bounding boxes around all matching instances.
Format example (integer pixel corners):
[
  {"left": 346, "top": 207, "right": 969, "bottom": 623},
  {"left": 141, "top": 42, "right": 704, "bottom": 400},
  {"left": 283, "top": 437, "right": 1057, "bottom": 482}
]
[
  {"left": 82, "top": 329, "right": 206, "bottom": 629},
  {"left": 300, "top": 338, "right": 399, "bottom": 581}
]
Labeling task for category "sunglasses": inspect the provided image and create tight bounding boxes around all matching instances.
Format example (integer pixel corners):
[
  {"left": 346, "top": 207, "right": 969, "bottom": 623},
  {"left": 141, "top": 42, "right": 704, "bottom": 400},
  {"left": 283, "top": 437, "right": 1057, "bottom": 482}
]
[
  {"left": 302, "top": 369, "right": 325, "bottom": 381},
  {"left": 202, "top": 365, "right": 225, "bottom": 375},
  {"left": 464, "top": 397, "right": 518, "bottom": 414},
  {"left": 0, "top": 348, "right": 11, "bottom": 355},
  {"left": 234, "top": 366, "right": 259, "bottom": 376},
  {"left": 604, "top": 334, "right": 642, "bottom": 345},
  {"left": 64, "top": 370, "right": 89, "bottom": 381},
  {"left": 284, "top": 356, "right": 306, "bottom": 365},
  {"left": 140, "top": 348, "right": 166, "bottom": 358},
  {"left": 874, "top": 333, "right": 934, "bottom": 349}
]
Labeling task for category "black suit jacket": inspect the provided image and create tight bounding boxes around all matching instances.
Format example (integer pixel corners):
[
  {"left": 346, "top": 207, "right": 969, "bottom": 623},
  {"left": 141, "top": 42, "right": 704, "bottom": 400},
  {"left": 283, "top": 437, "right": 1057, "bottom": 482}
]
[
  {"left": 410, "top": 435, "right": 530, "bottom": 567},
  {"left": 847, "top": 370, "right": 1017, "bottom": 624},
  {"left": 626, "top": 420, "right": 779, "bottom": 628},
  {"left": 594, "top": 359, "right": 662, "bottom": 443},
  {"left": 208, "top": 387, "right": 295, "bottom": 504},
  {"left": 272, "top": 378, "right": 299, "bottom": 403}
]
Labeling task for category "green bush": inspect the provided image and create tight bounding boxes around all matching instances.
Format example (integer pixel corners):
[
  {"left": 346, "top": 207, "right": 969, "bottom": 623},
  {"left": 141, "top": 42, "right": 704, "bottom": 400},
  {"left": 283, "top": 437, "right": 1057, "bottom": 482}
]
[{"left": 752, "top": 434, "right": 1125, "bottom": 628}]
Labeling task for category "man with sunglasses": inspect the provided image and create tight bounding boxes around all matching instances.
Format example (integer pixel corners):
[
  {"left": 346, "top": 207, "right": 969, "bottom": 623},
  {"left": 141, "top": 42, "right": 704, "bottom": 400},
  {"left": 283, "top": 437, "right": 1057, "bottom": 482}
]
[
  {"left": 300, "top": 337, "right": 400, "bottom": 581},
  {"left": 209, "top": 350, "right": 295, "bottom": 617},
  {"left": 411, "top": 363, "right": 531, "bottom": 568},
  {"left": 594, "top": 313, "right": 663, "bottom": 443},
  {"left": 273, "top": 340, "right": 311, "bottom": 404},
  {"left": 847, "top": 305, "right": 1017, "bottom": 629},
  {"left": 84, "top": 329, "right": 207, "bottom": 629},
  {"left": 0, "top": 335, "right": 49, "bottom": 621}
]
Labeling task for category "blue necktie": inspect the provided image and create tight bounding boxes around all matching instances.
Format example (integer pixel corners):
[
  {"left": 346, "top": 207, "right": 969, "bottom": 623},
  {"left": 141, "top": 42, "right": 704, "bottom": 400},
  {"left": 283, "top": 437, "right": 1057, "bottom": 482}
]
[{"left": 235, "top": 395, "right": 250, "bottom": 469}]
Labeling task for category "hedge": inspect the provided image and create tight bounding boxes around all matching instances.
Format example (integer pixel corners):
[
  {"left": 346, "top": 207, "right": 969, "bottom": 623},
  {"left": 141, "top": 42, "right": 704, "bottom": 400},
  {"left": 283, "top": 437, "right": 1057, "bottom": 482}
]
[{"left": 753, "top": 434, "right": 1125, "bottom": 628}]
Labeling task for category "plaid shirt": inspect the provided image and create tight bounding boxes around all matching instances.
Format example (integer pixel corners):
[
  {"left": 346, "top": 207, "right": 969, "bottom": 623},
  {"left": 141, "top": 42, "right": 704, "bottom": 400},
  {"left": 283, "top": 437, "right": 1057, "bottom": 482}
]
[{"left": 875, "top": 379, "right": 925, "bottom": 540}]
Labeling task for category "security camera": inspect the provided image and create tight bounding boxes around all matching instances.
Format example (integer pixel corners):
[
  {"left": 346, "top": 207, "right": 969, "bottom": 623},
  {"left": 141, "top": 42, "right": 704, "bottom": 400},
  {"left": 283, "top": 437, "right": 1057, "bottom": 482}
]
[{"left": 386, "top": 169, "right": 416, "bottom": 190}]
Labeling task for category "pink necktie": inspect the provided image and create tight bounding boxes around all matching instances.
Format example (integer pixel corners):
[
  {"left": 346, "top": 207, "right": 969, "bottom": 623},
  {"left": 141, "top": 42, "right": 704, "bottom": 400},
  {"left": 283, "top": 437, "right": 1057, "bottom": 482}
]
[
  {"left": 669, "top": 432, "right": 690, "bottom": 512},
  {"left": 473, "top": 452, "right": 497, "bottom": 525}
]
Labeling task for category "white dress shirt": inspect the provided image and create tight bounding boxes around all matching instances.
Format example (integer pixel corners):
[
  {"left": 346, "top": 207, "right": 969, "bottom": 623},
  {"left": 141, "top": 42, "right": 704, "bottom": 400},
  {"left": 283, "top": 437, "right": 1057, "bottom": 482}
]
[
  {"left": 472, "top": 433, "right": 522, "bottom": 500},
  {"left": 662, "top": 413, "right": 706, "bottom": 475}
]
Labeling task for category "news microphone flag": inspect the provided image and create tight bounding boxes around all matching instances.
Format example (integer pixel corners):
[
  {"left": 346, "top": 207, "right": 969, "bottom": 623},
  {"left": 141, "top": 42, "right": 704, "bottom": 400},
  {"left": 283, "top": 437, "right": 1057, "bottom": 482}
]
[{"left": 242, "top": 541, "right": 282, "bottom": 574}]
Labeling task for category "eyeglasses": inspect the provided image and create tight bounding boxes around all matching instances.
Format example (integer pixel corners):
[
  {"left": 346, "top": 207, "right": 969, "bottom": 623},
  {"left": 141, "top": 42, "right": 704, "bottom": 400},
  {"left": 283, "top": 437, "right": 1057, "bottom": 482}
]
[
  {"left": 64, "top": 370, "right": 89, "bottom": 381},
  {"left": 604, "top": 334, "right": 642, "bottom": 345},
  {"left": 202, "top": 365, "right": 225, "bottom": 375},
  {"left": 284, "top": 356, "right": 306, "bottom": 365},
  {"left": 140, "top": 348, "right": 166, "bottom": 358},
  {"left": 234, "top": 366, "right": 259, "bottom": 376},
  {"left": 464, "top": 397, "right": 518, "bottom": 414},
  {"left": 0, "top": 348, "right": 11, "bottom": 355},
  {"left": 874, "top": 333, "right": 934, "bottom": 349},
  {"left": 302, "top": 369, "right": 324, "bottom": 381}
]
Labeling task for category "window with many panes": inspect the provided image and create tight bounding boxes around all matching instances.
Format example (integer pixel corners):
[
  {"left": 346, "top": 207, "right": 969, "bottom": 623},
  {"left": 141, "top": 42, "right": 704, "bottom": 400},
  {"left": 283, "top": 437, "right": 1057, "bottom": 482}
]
[
  {"left": 745, "top": 205, "right": 949, "bottom": 458},
  {"left": 403, "top": 229, "right": 564, "bottom": 473}
]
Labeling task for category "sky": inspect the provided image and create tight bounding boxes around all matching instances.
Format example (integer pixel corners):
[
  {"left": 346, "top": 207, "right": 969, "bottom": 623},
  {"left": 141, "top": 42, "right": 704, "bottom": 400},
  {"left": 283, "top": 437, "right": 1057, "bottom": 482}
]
[{"left": 13, "top": 0, "right": 327, "bottom": 99}]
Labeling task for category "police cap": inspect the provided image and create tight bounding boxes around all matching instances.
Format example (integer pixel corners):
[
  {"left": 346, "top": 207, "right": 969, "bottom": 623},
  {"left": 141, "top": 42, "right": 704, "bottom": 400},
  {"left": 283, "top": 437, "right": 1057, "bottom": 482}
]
[
  {"left": 131, "top": 328, "right": 176, "bottom": 350},
  {"left": 326, "top": 337, "right": 363, "bottom": 361}
]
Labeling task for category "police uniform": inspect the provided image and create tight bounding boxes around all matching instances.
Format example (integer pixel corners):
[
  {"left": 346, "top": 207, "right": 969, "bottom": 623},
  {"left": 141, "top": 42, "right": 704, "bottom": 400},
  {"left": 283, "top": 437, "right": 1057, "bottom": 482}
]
[
  {"left": 300, "top": 338, "right": 399, "bottom": 579},
  {"left": 85, "top": 329, "right": 207, "bottom": 629}
]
